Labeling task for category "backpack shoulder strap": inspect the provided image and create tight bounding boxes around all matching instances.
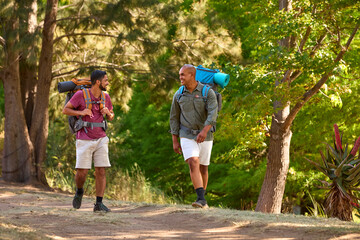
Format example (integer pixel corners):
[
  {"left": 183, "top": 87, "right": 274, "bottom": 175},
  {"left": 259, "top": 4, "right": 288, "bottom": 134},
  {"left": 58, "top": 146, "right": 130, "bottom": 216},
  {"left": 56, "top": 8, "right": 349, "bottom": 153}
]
[
  {"left": 82, "top": 88, "right": 92, "bottom": 110},
  {"left": 100, "top": 91, "right": 106, "bottom": 109},
  {"left": 177, "top": 86, "right": 185, "bottom": 102},
  {"left": 202, "top": 85, "right": 211, "bottom": 99}
]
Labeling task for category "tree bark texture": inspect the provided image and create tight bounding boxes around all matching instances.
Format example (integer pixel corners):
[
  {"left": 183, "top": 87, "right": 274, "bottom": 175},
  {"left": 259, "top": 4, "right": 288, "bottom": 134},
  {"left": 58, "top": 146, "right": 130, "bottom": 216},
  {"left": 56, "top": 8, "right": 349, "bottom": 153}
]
[
  {"left": 255, "top": 102, "right": 292, "bottom": 213},
  {"left": 20, "top": 0, "right": 38, "bottom": 130},
  {"left": 2, "top": 4, "right": 34, "bottom": 182},
  {"left": 29, "top": 0, "right": 58, "bottom": 184}
]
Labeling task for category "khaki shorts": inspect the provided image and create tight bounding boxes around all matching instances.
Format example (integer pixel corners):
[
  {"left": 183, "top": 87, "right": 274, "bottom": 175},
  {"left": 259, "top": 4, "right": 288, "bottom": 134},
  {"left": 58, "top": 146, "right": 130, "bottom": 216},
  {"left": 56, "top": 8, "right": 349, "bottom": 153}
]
[
  {"left": 75, "top": 136, "right": 111, "bottom": 169},
  {"left": 180, "top": 138, "right": 213, "bottom": 166}
]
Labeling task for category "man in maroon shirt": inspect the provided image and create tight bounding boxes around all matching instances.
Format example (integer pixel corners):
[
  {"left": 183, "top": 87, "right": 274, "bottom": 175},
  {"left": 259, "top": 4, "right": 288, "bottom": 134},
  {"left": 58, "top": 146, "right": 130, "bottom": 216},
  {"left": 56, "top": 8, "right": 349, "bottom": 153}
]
[{"left": 63, "top": 70, "right": 114, "bottom": 212}]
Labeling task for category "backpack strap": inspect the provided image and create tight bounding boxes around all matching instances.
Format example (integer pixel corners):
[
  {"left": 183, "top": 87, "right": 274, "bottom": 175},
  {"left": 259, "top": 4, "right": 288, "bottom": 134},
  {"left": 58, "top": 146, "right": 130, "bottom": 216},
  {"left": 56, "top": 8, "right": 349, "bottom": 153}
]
[
  {"left": 202, "top": 85, "right": 211, "bottom": 100},
  {"left": 177, "top": 86, "right": 185, "bottom": 102},
  {"left": 82, "top": 88, "right": 106, "bottom": 110},
  {"left": 100, "top": 91, "right": 106, "bottom": 110},
  {"left": 82, "top": 88, "right": 92, "bottom": 110}
]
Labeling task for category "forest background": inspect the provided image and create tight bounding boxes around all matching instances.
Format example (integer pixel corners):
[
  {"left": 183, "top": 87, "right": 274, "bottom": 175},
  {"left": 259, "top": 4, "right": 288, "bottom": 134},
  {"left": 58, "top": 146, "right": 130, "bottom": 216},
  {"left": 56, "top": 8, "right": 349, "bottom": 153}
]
[{"left": 1, "top": 0, "right": 360, "bottom": 216}]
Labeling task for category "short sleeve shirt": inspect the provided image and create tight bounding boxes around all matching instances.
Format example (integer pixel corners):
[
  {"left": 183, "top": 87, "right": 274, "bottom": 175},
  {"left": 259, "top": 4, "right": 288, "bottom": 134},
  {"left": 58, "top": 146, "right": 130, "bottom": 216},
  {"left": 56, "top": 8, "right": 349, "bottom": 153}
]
[{"left": 70, "top": 90, "right": 113, "bottom": 140}]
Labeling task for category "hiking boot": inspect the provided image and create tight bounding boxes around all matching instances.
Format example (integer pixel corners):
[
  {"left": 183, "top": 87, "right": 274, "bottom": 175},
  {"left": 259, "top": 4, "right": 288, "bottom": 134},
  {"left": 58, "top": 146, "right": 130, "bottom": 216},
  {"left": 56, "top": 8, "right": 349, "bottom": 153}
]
[
  {"left": 93, "top": 202, "right": 111, "bottom": 212},
  {"left": 72, "top": 191, "right": 83, "bottom": 209},
  {"left": 192, "top": 199, "right": 209, "bottom": 208}
]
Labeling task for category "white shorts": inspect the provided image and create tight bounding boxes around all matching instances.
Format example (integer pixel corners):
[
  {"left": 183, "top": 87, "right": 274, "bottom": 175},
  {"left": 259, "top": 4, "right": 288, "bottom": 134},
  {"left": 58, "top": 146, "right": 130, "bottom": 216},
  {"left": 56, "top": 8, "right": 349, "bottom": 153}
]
[
  {"left": 180, "top": 138, "right": 213, "bottom": 166},
  {"left": 75, "top": 136, "right": 111, "bottom": 169}
]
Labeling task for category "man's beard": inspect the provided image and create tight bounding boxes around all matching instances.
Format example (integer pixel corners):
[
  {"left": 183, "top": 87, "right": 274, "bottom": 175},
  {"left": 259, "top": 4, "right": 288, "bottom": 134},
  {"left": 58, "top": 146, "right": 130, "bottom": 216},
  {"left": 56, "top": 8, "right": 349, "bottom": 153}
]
[{"left": 100, "top": 84, "right": 107, "bottom": 91}]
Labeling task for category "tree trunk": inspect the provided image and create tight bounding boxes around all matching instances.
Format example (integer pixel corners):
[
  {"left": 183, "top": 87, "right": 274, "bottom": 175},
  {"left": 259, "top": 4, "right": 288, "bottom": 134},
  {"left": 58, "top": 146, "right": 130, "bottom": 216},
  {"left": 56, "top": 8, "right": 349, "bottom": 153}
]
[
  {"left": 255, "top": 0, "right": 293, "bottom": 213},
  {"left": 20, "top": 0, "right": 38, "bottom": 130},
  {"left": 29, "top": 0, "right": 58, "bottom": 184},
  {"left": 255, "top": 102, "right": 292, "bottom": 213},
  {"left": 2, "top": 3, "right": 34, "bottom": 182}
]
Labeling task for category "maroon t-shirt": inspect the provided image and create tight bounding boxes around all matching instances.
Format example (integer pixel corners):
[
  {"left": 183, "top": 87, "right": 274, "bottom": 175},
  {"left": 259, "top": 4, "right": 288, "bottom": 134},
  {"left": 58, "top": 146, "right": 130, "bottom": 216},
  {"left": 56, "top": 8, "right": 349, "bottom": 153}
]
[{"left": 70, "top": 90, "right": 113, "bottom": 140}]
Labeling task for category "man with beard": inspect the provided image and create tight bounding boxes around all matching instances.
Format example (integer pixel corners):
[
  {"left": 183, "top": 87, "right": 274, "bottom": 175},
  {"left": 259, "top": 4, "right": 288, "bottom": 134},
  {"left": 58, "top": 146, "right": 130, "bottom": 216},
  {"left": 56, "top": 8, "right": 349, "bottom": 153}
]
[{"left": 63, "top": 70, "right": 114, "bottom": 212}]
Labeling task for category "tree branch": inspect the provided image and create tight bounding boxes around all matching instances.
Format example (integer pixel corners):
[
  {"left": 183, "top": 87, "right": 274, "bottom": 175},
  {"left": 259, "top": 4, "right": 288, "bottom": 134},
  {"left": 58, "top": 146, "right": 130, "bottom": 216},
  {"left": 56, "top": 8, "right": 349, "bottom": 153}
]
[
  {"left": 289, "top": 33, "right": 328, "bottom": 83},
  {"left": 299, "top": 26, "right": 311, "bottom": 52},
  {"left": 53, "top": 61, "right": 133, "bottom": 74},
  {"left": 309, "top": 33, "right": 327, "bottom": 58},
  {"left": 283, "top": 22, "right": 360, "bottom": 130},
  {"left": 53, "top": 33, "right": 119, "bottom": 44},
  {"left": 52, "top": 65, "right": 149, "bottom": 79}
]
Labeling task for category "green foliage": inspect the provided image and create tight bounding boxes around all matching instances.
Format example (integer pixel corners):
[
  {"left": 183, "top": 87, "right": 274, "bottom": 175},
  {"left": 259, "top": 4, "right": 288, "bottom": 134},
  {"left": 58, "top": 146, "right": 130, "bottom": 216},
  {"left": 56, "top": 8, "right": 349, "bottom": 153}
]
[
  {"left": 306, "top": 191, "right": 326, "bottom": 218},
  {"left": 206, "top": 0, "right": 360, "bottom": 212},
  {"left": 109, "top": 82, "right": 191, "bottom": 201}
]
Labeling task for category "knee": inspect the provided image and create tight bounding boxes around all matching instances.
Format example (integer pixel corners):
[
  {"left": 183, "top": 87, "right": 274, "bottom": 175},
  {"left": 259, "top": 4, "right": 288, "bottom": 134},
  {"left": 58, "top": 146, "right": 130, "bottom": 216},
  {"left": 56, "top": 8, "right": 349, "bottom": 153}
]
[
  {"left": 95, "top": 168, "right": 106, "bottom": 178},
  {"left": 187, "top": 157, "right": 200, "bottom": 168},
  {"left": 200, "top": 166, "right": 208, "bottom": 175},
  {"left": 76, "top": 169, "right": 88, "bottom": 178}
]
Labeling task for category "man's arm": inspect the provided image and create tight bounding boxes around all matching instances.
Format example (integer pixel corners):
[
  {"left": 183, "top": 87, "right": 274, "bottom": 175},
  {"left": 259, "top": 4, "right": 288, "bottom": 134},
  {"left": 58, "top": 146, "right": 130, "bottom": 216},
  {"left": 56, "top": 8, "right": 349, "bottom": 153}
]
[
  {"left": 62, "top": 101, "right": 92, "bottom": 117},
  {"left": 169, "top": 93, "right": 181, "bottom": 136},
  {"left": 197, "top": 89, "right": 218, "bottom": 143},
  {"left": 170, "top": 93, "right": 181, "bottom": 154},
  {"left": 204, "top": 89, "right": 218, "bottom": 126}
]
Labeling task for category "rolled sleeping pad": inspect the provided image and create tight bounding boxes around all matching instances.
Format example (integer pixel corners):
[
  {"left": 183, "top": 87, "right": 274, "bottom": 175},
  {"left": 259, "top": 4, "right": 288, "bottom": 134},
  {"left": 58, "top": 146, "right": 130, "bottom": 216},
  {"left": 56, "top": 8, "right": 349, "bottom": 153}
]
[
  {"left": 213, "top": 72, "right": 230, "bottom": 89},
  {"left": 58, "top": 81, "right": 77, "bottom": 93}
]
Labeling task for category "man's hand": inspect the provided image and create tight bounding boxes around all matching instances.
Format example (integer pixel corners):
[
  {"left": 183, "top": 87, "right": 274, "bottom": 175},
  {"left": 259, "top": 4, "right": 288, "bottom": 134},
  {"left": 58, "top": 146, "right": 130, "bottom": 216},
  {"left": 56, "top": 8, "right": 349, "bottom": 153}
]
[
  {"left": 173, "top": 141, "right": 182, "bottom": 155},
  {"left": 100, "top": 107, "right": 111, "bottom": 116},
  {"left": 172, "top": 135, "right": 182, "bottom": 155},
  {"left": 101, "top": 107, "right": 114, "bottom": 120},
  {"left": 81, "top": 109, "right": 93, "bottom": 117},
  {"left": 196, "top": 125, "right": 212, "bottom": 143}
]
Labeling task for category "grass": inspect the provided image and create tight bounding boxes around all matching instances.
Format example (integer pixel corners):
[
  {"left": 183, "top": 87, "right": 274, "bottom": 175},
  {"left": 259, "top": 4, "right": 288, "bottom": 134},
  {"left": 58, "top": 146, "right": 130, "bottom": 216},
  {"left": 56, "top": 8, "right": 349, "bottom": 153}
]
[
  {"left": 0, "top": 221, "right": 50, "bottom": 240},
  {"left": 45, "top": 163, "right": 172, "bottom": 205},
  {"left": 201, "top": 207, "right": 360, "bottom": 233}
]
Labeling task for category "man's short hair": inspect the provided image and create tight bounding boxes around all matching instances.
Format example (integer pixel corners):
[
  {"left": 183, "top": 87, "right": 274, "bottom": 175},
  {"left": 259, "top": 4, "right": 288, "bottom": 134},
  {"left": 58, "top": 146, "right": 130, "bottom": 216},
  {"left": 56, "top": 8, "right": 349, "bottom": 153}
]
[
  {"left": 90, "top": 70, "right": 107, "bottom": 85},
  {"left": 181, "top": 64, "right": 196, "bottom": 77}
]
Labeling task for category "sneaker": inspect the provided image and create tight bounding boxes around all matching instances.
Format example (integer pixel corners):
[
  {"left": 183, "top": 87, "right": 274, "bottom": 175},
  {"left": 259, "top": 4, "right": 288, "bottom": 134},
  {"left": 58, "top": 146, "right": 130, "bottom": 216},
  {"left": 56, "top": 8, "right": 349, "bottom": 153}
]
[
  {"left": 192, "top": 199, "right": 209, "bottom": 208},
  {"left": 72, "top": 191, "right": 83, "bottom": 209},
  {"left": 93, "top": 202, "right": 111, "bottom": 212}
]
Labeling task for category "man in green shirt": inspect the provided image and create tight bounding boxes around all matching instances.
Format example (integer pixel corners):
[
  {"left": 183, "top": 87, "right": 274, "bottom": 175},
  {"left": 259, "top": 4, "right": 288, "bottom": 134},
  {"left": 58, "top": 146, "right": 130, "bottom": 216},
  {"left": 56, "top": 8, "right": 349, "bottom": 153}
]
[{"left": 170, "top": 64, "right": 218, "bottom": 208}]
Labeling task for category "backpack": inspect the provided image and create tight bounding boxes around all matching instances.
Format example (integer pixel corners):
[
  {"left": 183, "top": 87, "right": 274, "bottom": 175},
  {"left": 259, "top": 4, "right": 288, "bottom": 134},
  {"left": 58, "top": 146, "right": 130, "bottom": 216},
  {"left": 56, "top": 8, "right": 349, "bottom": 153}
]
[
  {"left": 58, "top": 78, "right": 107, "bottom": 134},
  {"left": 176, "top": 65, "right": 230, "bottom": 133}
]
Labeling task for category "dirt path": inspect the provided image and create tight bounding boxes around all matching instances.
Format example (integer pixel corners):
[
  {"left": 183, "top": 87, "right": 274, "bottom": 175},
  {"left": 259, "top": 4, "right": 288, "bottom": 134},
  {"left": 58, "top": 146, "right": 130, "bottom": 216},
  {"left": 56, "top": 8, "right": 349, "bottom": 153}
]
[{"left": 1, "top": 180, "right": 360, "bottom": 239}]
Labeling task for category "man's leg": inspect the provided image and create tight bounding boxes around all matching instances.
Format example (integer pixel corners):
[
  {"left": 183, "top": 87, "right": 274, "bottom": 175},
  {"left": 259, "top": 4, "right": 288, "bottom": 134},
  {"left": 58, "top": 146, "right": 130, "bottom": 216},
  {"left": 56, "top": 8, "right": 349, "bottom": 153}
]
[
  {"left": 200, "top": 165, "right": 208, "bottom": 190},
  {"left": 75, "top": 169, "right": 89, "bottom": 189},
  {"left": 187, "top": 157, "right": 207, "bottom": 208},
  {"left": 73, "top": 169, "right": 88, "bottom": 209},
  {"left": 93, "top": 167, "right": 111, "bottom": 212},
  {"left": 186, "top": 157, "right": 203, "bottom": 189},
  {"left": 95, "top": 167, "right": 106, "bottom": 198}
]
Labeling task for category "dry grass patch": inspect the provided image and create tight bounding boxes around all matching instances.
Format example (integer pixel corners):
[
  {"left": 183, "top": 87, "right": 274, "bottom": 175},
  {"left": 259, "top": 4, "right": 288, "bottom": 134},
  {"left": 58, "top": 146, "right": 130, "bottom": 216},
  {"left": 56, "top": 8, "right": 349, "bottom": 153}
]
[{"left": 0, "top": 221, "right": 50, "bottom": 240}]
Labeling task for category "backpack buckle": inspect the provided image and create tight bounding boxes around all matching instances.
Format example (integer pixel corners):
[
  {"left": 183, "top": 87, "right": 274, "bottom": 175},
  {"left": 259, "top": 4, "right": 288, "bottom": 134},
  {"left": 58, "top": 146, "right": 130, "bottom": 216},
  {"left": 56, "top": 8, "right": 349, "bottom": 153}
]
[{"left": 191, "top": 129, "right": 200, "bottom": 135}]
